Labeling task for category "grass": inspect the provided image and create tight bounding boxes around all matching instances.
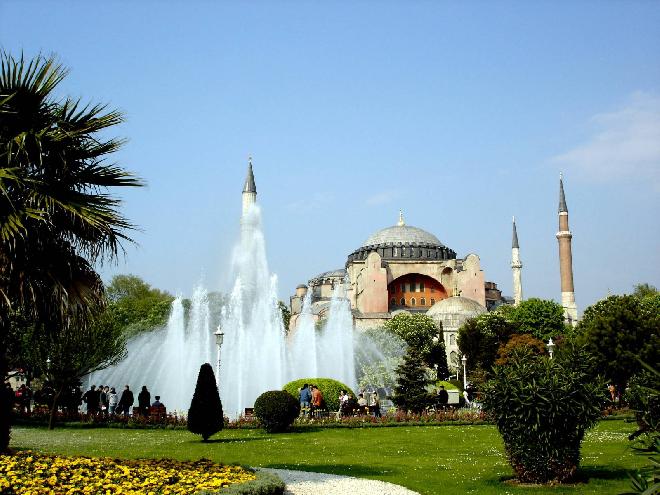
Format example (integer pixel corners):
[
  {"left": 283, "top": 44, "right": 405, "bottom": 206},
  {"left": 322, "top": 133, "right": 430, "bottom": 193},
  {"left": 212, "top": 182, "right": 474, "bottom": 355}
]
[{"left": 10, "top": 420, "right": 644, "bottom": 495}]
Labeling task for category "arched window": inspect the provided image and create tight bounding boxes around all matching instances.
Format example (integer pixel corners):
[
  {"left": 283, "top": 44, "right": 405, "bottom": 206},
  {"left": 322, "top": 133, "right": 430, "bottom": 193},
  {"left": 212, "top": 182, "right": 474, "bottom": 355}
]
[
  {"left": 420, "top": 282, "right": 425, "bottom": 292},
  {"left": 420, "top": 297, "right": 426, "bottom": 306},
  {"left": 401, "top": 247, "right": 406, "bottom": 256},
  {"left": 449, "top": 334, "right": 455, "bottom": 345},
  {"left": 430, "top": 298, "right": 435, "bottom": 305},
  {"left": 400, "top": 297, "right": 405, "bottom": 306},
  {"left": 401, "top": 284, "right": 405, "bottom": 293},
  {"left": 411, "top": 297, "right": 416, "bottom": 306},
  {"left": 390, "top": 298, "right": 396, "bottom": 306}
]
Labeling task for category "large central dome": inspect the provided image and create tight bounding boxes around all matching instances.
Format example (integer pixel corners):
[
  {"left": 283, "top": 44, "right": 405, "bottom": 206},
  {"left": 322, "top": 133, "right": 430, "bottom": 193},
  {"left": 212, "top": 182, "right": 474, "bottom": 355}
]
[
  {"left": 363, "top": 224, "right": 444, "bottom": 248},
  {"left": 347, "top": 212, "right": 456, "bottom": 263}
]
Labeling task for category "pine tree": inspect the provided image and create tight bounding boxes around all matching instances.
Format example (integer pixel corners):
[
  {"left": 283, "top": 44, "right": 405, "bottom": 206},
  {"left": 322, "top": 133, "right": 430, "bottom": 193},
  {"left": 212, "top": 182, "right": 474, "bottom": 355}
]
[
  {"left": 393, "top": 349, "right": 431, "bottom": 413},
  {"left": 187, "top": 363, "right": 224, "bottom": 441},
  {"left": 434, "top": 339, "right": 450, "bottom": 381}
]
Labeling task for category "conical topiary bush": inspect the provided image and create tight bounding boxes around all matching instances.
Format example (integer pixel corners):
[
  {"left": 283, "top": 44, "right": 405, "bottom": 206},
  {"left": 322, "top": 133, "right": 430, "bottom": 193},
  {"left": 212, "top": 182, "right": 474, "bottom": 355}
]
[{"left": 187, "top": 363, "right": 224, "bottom": 441}]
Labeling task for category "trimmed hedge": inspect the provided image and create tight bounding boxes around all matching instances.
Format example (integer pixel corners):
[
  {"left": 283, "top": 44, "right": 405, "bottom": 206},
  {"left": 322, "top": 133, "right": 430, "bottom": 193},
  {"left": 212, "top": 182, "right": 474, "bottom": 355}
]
[
  {"left": 196, "top": 469, "right": 284, "bottom": 494},
  {"left": 253, "top": 391, "right": 300, "bottom": 433},
  {"left": 283, "top": 378, "right": 355, "bottom": 412}
]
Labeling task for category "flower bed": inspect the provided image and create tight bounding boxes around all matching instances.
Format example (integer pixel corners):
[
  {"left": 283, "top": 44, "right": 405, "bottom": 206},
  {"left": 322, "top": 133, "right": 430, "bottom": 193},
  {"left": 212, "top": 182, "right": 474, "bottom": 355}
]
[{"left": 0, "top": 451, "right": 267, "bottom": 494}]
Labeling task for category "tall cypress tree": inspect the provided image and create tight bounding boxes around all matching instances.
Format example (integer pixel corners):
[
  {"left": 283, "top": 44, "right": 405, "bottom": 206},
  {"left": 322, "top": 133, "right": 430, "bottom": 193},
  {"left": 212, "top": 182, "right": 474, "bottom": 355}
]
[
  {"left": 188, "top": 363, "right": 224, "bottom": 441},
  {"left": 393, "top": 349, "right": 431, "bottom": 414}
]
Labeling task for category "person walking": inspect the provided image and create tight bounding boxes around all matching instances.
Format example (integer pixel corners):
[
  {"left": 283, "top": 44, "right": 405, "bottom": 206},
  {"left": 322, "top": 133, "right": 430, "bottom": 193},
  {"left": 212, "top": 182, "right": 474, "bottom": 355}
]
[
  {"left": 118, "top": 385, "right": 134, "bottom": 416},
  {"left": 138, "top": 386, "right": 151, "bottom": 416},
  {"left": 108, "top": 387, "right": 118, "bottom": 415},
  {"left": 99, "top": 386, "right": 109, "bottom": 416}
]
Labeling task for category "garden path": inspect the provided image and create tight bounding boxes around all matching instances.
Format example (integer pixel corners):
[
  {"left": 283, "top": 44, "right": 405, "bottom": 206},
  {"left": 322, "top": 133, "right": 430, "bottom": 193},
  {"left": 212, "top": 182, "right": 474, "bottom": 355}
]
[{"left": 260, "top": 468, "right": 420, "bottom": 495}]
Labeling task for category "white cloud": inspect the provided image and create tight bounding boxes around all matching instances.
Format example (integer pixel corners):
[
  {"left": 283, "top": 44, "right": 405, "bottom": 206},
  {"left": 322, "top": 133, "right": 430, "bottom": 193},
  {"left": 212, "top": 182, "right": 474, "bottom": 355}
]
[
  {"left": 552, "top": 92, "right": 660, "bottom": 188},
  {"left": 365, "top": 190, "right": 402, "bottom": 206}
]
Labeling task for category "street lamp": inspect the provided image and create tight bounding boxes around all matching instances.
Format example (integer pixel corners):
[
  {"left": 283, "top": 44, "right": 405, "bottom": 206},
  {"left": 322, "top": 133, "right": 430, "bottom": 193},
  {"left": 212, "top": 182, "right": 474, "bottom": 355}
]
[
  {"left": 214, "top": 327, "right": 225, "bottom": 383},
  {"left": 546, "top": 338, "right": 556, "bottom": 359},
  {"left": 461, "top": 355, "right": 468, "bottom": 389}
]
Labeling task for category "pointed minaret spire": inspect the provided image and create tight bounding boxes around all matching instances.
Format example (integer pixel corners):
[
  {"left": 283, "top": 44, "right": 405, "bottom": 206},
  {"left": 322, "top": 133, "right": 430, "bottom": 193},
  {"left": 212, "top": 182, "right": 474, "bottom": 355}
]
[
  {"left": 397, "top": 210, "right": 405, "bottom": 227},
  {"left": 511, "top": 216, "right": 523, "bottom": 306},
  {"left": 558, "top": 172, "right": 567, "bottom": 213},
  {"left": 241, "top": 156, "right": 257, "bottom": 219},
  {"left": 556, "top": 173, "right": 577, "bottom": 325},
  {"left": 243, "top": 156, "right": 257, "bottom": 194},
  {"left": 512, "top": 216, "right": 519, "bottom": 249}
]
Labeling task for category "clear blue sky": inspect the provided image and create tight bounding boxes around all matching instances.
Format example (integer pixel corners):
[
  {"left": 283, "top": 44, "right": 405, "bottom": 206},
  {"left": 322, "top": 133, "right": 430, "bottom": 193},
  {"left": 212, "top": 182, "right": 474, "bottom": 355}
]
[{"left": 2, "top": 1, "right": 659, "bottom": 311}]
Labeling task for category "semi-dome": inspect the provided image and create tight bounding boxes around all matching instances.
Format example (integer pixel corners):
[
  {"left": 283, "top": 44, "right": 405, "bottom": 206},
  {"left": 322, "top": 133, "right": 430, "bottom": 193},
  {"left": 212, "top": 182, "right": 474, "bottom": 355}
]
[
  {"left": 427, "top": 296, "right": 487, "bottom": 332},
  {"left": 427, "top": 296, "right": 487, "bottom": 317}
]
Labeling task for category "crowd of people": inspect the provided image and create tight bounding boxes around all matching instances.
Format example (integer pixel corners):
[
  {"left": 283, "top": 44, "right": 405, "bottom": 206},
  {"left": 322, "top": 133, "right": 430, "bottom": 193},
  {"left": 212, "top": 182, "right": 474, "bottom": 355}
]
[
  {"left": 298, "top": 384, "right": 382, "bottom": 418},
  {"left": 4, "top": 382, "right": 166, "bottom": 417}
]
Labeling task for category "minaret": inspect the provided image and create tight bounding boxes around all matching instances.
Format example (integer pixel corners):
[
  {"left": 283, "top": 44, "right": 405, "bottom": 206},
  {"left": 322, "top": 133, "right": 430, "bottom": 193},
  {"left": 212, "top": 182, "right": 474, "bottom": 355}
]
[
  {"left": 556, "top": 173, "right": 578, "bottom": 325},
  {"left": 511, "top": 216, "right": 523, "bottom": 306},
  {"left": 241, "top": 156, "right": 257, "bottom": 218}
]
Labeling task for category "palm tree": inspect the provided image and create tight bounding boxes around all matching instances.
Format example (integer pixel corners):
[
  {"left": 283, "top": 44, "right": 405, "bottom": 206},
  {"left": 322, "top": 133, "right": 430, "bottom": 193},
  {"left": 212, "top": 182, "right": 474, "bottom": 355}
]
[{"left": 0, "top": 52, "right": 143, "bottom": 450}]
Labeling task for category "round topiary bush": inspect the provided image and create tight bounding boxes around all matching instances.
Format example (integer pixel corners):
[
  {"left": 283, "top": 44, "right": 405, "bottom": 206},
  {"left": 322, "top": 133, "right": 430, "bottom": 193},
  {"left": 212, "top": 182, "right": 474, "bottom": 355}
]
[
  {"left": 253, "top": 390, "right": 300, "bottom": 433},
  {"left": 283, "top": 378, "right": 355, "bottom": 412}
]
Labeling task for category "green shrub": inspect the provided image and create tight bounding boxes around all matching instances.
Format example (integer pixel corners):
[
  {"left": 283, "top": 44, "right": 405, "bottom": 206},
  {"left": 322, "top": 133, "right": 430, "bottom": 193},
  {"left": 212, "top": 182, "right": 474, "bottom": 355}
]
[
  {"left": 253, "top": 391, "right": 300, "bottom": 433},
  {"left": 187, "top": 363, "right": 224, "bottom": 441},
  {"left": 393, "top": 349, "right": 432, "bottom": 414},
  {"left": 283, "top": 378, "right": 355, "bottom": 412},
  {"left": 482, "top": 345, "right": 603, "bottom": 483},
  {"left": 196, "top": 469, "right": 284, "bottom": 494}
]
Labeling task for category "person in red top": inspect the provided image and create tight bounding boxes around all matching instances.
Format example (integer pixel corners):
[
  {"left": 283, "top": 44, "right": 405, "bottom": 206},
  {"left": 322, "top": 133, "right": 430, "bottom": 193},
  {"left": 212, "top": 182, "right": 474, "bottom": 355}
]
[{"left": 311, "top": 385, "right": 323, "bottom": 416}]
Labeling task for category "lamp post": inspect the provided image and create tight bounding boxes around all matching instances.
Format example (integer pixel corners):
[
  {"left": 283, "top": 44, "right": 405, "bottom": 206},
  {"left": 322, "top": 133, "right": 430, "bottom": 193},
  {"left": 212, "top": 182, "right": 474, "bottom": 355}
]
[
  {"left": 214, "top": 327, "right": 225, "bottom": 384},
  {"left": 45, "top": 357, "right": 51, "bottom": 380},
  {"left": 546, "top": 338, "right": 556, "bottom": 359},
  {"left": 461, "top": 355, "right": 467, "bottom": 389}
]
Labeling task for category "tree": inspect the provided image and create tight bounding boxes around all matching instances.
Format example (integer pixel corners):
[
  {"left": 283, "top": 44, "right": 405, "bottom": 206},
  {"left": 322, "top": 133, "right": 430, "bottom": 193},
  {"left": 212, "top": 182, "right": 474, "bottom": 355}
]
[
  {"left": 0, "top": 53, "right": 142, "bottom": 451},
  {"left": 393, "top": 349, "right": 431, "bottom": 413},
  {"left": 22, "top": 307, "right": 126, "bottom": 429},
  {"left": 385, "top": 313, "right": 448, "bottom": 379},
  {"left": 278, "top": 301, "right": 291, "bottom": 331},
  {"left": 106, "top": 275, "right": 174, "bottom": 337},
  {"left": 457, "top": 312, "right": 517, "bottom": 377},
  {"left": 576, "top": 295, "right": 659, "bottom": 392},
  {"left": 188, "top": 363, "right": 224, "bottom": 441},
  {"left": 495, "top": 333, "right": 547, "bottom": 366},
  {"left": 633, "top": 283, "right": 658, "bottom": 300},
  {"left": 502, "top": 298, "right": 565, "bottom": 341}
]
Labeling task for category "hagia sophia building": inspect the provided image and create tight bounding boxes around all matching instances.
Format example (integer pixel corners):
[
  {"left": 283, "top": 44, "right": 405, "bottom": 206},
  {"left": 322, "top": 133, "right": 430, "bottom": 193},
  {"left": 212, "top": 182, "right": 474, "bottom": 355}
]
[{"left": 242, "top": 162, "right": 578, "bottom": 369}]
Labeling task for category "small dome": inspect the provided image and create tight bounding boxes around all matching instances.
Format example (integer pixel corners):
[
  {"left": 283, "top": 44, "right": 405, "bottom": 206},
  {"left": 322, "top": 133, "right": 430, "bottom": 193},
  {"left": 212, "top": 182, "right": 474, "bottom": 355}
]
[
  {"left": 427, "top": 296, "right": 487, "bottom": 317},
  {"left": 362, "top": 225, "right": 444, "bottom": 248},
  {"left": 296, "top": 284, "right": 308, "bottom": 289},
  {"left": 313, "top": 268, "right": 346, "bottom": 280}
]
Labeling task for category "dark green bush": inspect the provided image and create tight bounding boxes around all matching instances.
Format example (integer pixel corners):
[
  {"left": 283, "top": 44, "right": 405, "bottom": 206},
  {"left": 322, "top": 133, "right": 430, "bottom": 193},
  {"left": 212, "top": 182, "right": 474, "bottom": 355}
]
[
  {"left": 253, "top": 391, "right": 300, "bottom": 433},
  {"left": 482, "top": 345, "right": 603, "bottom": 483},
  {"left": 188, "top": 363, "right": 224, "bottom": 441},
  {"left": 283, "top": 378, "right": 354, "bottom": 412}
]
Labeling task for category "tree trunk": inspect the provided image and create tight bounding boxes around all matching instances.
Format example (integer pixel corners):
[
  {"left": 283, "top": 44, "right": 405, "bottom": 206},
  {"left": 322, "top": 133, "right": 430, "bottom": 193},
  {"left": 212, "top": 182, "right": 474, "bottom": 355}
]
[
  {"left": 48, "top": 387, "right": 63, "bottom": 430},
  {"left": 0, "top": 319, "right": 11, "bottom": 452}
]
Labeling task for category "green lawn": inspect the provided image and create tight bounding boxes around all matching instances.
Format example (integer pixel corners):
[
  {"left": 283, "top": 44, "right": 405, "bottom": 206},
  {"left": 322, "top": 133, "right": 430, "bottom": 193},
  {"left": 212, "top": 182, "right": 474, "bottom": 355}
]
[{"left": 10, "top": 420, "right": 643, "bottom": 495}]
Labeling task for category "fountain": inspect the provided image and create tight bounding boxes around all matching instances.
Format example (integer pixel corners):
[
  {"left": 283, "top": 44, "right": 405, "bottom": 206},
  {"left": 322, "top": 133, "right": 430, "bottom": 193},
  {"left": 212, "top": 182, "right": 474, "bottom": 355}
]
[{"left": 91, "top": 163, "right": 359, "bottom": 417}]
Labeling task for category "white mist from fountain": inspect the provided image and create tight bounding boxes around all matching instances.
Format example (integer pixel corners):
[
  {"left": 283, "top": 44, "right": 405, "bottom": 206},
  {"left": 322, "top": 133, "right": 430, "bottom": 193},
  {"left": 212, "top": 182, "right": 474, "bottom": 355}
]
[
  {"left": 92, "top": 199, "right": 359, "bottom": 417},
  {"left": 218, "top": 204, "right": 287, "bottom": 417}
]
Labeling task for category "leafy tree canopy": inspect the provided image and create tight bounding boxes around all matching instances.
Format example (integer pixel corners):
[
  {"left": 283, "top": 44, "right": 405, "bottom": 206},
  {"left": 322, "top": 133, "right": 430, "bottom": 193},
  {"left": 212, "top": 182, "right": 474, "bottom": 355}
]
[
  {"left": 500, "top": 298, "right": 565, "bottom": 341},
  {"left": 384, "top": 313, "right": 447, "bottom": 379},
  {"left": 106, "top": 275, "right": 174, "bottom": 337},
  {"left": 576, "top": 294, "right": 659, "bottom": 389},
  {"left": 457, "top": 312, "right": 517, "bottom": 375}
]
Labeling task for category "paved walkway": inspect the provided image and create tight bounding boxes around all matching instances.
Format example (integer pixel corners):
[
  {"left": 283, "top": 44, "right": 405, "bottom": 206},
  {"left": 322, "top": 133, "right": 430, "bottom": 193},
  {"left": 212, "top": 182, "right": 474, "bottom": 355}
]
[{"left": 259, "top": 468, "right": 420, "bottom": 495}]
